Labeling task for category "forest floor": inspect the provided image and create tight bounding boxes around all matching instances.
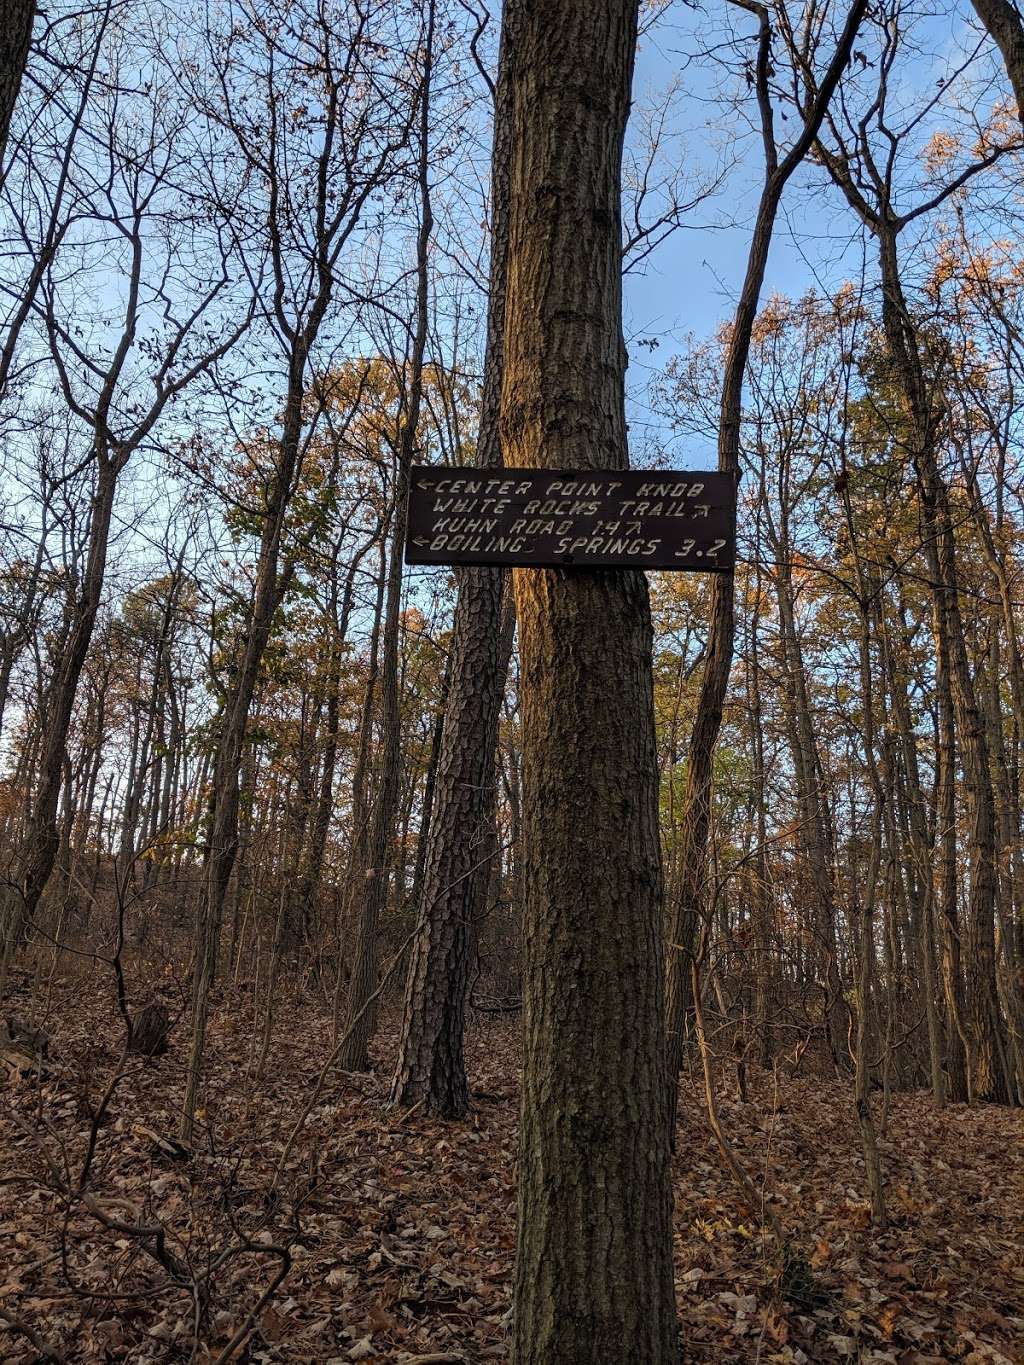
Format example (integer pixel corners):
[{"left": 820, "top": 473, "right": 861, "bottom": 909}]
[{"left": 1, "top": 977, "right": 1022, "bottom": 1364}]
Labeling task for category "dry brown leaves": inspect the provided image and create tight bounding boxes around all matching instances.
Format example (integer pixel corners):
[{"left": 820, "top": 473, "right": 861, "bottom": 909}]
[{"left": 1, "top": 980, "right": 1021, "bottom": 1364}]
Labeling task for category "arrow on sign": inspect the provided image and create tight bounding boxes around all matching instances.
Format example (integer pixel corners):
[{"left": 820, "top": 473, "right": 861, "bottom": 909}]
[{"left": 412, "top": 537, "right": 431, "bottom": 547}]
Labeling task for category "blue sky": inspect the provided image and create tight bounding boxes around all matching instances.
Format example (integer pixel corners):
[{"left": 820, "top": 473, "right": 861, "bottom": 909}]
[{"left": 618, "top": 0, "right": 1012, "bottom": 466}]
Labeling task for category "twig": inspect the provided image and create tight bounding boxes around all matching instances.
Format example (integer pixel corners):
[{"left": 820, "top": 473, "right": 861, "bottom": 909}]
[
  {"left": 9, "top": 1108, "right": 191, "bottom": 1285},
  {"left": 0, "top": 1303, "right": 67, "bottom": 1362},
  {"left": 691, "top": 960, "right": 786, "bottom": 1250},
  {"left": 273, "top": 924, "right": 420, "bottom": 1183},
  {"left": 210, "top": 1243, "right": 291, "bottom": 1365}
]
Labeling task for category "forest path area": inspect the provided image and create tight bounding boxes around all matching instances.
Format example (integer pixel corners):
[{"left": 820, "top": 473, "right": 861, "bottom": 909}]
[{"left": 1, "top": 980, "right": 1022, "bottom": 1364}]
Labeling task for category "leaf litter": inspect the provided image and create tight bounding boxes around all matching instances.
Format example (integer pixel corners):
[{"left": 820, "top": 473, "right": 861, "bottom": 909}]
[{"left": 1, "top": 982, "right": 1021, "bottom": 1363}]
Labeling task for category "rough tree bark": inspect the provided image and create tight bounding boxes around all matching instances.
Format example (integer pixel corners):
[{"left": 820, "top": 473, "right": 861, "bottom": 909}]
[
  {"left": 500, "top": 2, "right": 677, "bottom": 1360},
  {"left": 390, "top": 7, "right": 513, "bottom": 1118},
  {"left": 970, "top": 0, "right": 1024, "bottom": 125},
  {"left": 0, "top": 0, "right": 34, "bottom": 177}
]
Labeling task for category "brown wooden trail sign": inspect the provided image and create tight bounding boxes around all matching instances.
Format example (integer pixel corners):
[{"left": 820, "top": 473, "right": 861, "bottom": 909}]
[{"left": 404, "top": 465, "right": 736, "bottom": 571}]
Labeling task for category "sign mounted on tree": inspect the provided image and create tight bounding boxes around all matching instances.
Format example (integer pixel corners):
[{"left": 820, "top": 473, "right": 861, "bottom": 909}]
[{"left": 404, "top": 465, "right": 736, "bottom": 571}]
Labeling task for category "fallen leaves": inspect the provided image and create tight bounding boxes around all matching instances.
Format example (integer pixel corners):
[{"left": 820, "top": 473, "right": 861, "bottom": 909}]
[{"left": 1, "top": 979, "right": 1021, "bottom": 1363}]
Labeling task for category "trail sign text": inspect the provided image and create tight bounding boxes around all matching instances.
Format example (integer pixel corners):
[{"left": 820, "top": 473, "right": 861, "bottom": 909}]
[{"left": 404, "top": 465, "right": 735, "bottom": 571}]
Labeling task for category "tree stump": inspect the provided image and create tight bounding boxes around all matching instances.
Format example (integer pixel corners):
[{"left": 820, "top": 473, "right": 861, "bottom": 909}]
[{"left": 129, "top": 1003, "right": 170, "bottom": 1057}]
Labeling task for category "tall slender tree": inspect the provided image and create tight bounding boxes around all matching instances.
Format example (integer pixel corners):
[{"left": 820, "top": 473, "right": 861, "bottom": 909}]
[
  {"left": 664, "top": 0, "right": 868, "bottom": 1090},
  {"left": 807, "top": 0, "right": 1017, "bottom": 1099},
  {"left": 179, "top": 0, "right": 419, "bottom": 1136},
  {"left": 0, "top": 29, "right": 249, "bottom": 998},
  {"left": 390, "top": 4, "right": 513, "bottom": 1117},
  {"left": 338, "top": 0, "right": 437, "bottom": 1072}
]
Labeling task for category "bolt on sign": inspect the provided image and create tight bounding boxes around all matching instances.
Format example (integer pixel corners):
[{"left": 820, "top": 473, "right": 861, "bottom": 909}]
[{"left": 404, "top": 465, "right": 736, "bottom": 571}]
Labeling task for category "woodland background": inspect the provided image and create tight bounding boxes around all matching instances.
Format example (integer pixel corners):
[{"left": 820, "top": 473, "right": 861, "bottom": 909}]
[{"left": 0, "top": 0, "right": 1023, "bottom": 1360}]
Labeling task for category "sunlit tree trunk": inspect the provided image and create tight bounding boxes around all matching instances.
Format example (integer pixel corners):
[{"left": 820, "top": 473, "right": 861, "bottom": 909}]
[{"left": 500, "top": 2, "right": 677, "bottom": 1358}]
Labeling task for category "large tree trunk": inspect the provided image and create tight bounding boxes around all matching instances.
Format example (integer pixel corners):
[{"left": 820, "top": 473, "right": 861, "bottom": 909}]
[
  {"left": 970, "top": 0, "right": 1024, "bottom": 126},
  {"left": 405, "top": 643, "right": 449, "bottom": 918},
  {"left": 389, "top": 570, "right": 512, "bottom": 1110},
  {"left": 500, "top": 2, "right": 677, "bottom": 1360},
  {"left": 0, "top": 0, "right": 34, "bottom": 177},
  {"left": 390, "top": 9, "right": 514, "bottom": 1117}
]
